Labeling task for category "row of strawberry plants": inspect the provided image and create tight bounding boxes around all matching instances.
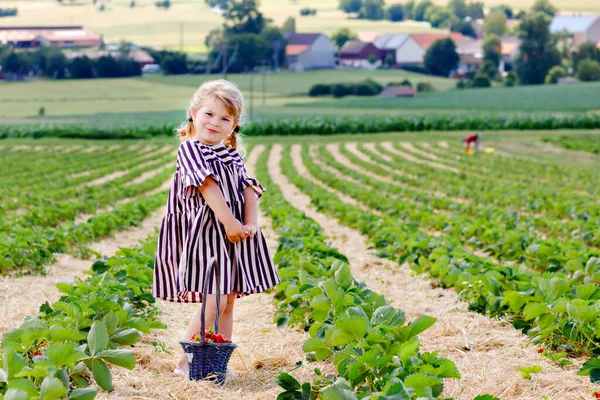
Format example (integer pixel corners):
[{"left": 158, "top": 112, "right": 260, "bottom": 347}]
[
  {"left": 0, "top": 144, "right": 157, "bottom": 193},
  {"left": 0, "top": 146, "right": 172, "bottom": 211},
  {"left": 0, "top": 235, "right": 165, "bottom": 399},
  {"left": 367, "top": 142, "right": 599, "bottom": 221},
  {"left": 254, "top": 146, "right": 461, "bottom": 399},
  {"left": 410, "top": 141, "right": 599, "bottom": 198},
  {"left": 0, "top": 144, "right": 150, "bottom": 188},
  {"left": 1, "top": 191, "right": 166, "bottom": 275},
  {"left": 315, "top": 144, "right": 599, "bottom": 274},
  {"left": 2, "top": 163, "right": 172, "bottom": 232},
  {"left": 282, "top": 144, "right": 600, "bottom": 359},
  {"left": 348, "top": 143, "right": 600, "bottom": 247}
]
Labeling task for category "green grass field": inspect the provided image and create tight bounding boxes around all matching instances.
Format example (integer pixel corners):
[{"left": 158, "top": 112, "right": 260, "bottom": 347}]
[
  {"left": 0, "top": 70, "right": 455, "bottom": 119},
  {"left": 293, "top": 82, "right": 600, "bottom": 112},
  {"left": 2, "top": 0, "right": 599, "bottom": 52}
]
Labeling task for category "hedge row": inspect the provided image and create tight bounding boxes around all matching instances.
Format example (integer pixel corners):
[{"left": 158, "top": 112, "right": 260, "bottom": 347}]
[{"left": 2, "top": 113, "right": 600, "bottom": 139}]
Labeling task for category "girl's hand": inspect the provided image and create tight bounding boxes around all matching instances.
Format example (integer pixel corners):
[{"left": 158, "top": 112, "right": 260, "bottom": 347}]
[
  {"left": 224, "top": 219, "right": 248, "bottom": 243},
  {"left": 242, "top": 223, "right": 258, "bottom": 240}
]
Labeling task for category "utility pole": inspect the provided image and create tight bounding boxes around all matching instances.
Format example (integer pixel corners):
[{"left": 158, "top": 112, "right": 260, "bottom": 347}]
[
  {"left": 260, "top": 60, "right": 267, "bottom": 107},
  {"left": 222, "top": 44, "right": 228, "bottom": 80},
  {"left": 249, "top": 68, "right": 254, "bottom": 121}
]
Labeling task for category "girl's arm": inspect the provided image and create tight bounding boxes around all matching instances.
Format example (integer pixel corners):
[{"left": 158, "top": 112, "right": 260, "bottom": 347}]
[
  {"left": 242, "top": 186, "right": 259, "bottom": 239},
  {"left": 199, "top": 177, "right": 247, "bottom": 242}
]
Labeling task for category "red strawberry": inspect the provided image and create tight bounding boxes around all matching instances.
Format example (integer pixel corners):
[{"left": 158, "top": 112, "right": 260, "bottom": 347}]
[
  {"left": 33, "top": 351, "right": 42, "bottom": 356},
  {"left": 595, "top": 392, "right": 600, "bottom": 399},
  {"left": 537, "top": 348, "right": 543, "bottom": 354}
]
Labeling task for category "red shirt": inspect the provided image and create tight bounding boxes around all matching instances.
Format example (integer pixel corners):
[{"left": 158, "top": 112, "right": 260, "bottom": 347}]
[{"left": 464, "top": 134, "right": 479, "bottom": 143}]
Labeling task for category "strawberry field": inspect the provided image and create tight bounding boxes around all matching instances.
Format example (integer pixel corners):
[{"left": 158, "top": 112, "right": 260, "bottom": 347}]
[{"left": 1, "top": 132, "right": 599, "bottom": 399}]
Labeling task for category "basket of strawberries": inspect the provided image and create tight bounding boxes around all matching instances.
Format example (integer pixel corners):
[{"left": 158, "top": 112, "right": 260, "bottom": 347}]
[{"left": 178, "top": 258, "right": 237, "bottom": 384}]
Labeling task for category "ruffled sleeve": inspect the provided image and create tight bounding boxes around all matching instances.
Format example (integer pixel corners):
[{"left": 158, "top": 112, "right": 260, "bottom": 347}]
[
  {"left": 239, "top": 164, "right": 265, "bottom": 199},
  {"left": 177, "top": 140, "right": 219, "bottom": 198}
]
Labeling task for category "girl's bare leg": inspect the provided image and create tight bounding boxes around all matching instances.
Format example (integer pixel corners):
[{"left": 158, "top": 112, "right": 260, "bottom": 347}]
[
  {"left": 219, "top": 292, "right": 237, "bottom": 340},
  {"left": 176, "top": 294, "right": 228, "bottom": 371}
]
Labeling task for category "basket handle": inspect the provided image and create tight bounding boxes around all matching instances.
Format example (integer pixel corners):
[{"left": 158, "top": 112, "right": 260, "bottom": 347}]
[{"left": 200, "top": 257, "right": 221, "bottom": 342}]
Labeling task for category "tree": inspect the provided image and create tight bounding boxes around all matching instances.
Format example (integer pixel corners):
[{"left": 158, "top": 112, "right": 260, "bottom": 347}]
[
  {"left": 483, "top": 34, "right": 502, "bottom": 68},
  {"left": 223, "top": 0, "right": 266, "bottom": 35},
  {"left": 485, "top": 9, "right": 507, "bottom": 36},
  {"left": 479, "top": 59, "right": 499, "bottom": 79},
  {"left": 331, "top": 27, "right": 357, "bottom": 49},
  {"left": 577, "top": 59, "right": 600, "bottom": 81},
  {"left": 70, "top": 56, "right": 95, "bottom": 79},
  {"left": 424, "top": 38, "right": 459, "bottom": 76},
  {"left": 452, "top": 20, "right": 477, "bottom": 38},
  {"left": 544, "top": 65, "right": 566, "bottom": 83},
  {"left": 260, "top": 25, "right": 287, "bottom": 65},
  {"left": 472, "top": 72, "right": 491, "bottom": 87},
  {"left": 531, "top": 0, "right": 556, "bottom": 17},
  {"left": 404, "top": 0, "right": 415, "bottom": 19},
  {"left": 413, "top": 0, "right": 432, "bottom": 21},
  {"left": 388, "top": 4, "right": 404, "bottom": 21},
  {"left": 45, "top": 51, "right": 67, "bottom": 79},
  {"left": 359, "top": 0, "right": 386, "bottom": 20},
  {"left": 225, "top": 33, "right": 269, "bottom": 72},
  {"left": 572, "top": 42, "right": 600, "bottom": 70},
  {"left": 282, "top": 16, "right": 296, "bottom": 33},
  {"left": 1, "top": 50, "right": 32, "bottom": 74},
  {"left": 424, "top": 6, "right": 457, "bottom": 28},
  {"left": 515, "top": 12, "right": 561, "bottom": 84},
  {"left": 339, "top": 0, "right": 362, "bottom": 13},
  {"left": 466, "top": 2, "right": 484, "bottom": 19},
  {"left": 495, "top": 4, "right": 513, "bottom": 18},
  {"left": 448, "top": 0, "right": 467, "bottom": 19},
  {"left": 96, "top": 56, "right": 122, "bottom": 77},
  {"left": 161, "top": 53, "right": 188, "bottom": 75},
  {"left": 504, "top": 71, "right": 518, "bottom": 86}
]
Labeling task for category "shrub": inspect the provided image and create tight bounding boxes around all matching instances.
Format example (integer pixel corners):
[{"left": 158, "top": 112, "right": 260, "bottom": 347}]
[
  {"left": 332, "top": 83, "right": 352, "bottom": 98},
  {"left": 308, "top": 83, "right": 331, "bottom": 96},
  {"left": 544, "top": 65, "right": 567, "bottom": 84},
  {"left": 354, "top": 79, "right": 383, "bottom": 96},
  {"left": 472, "top": 73, "right": 491, "bottom": 87},
  {"left": 456, "top": 79, "right": 467, "bottom": 89},
  {"left": 70, "top": 56, "right": 95, "bottom": 79},
  {"left": 300, "top": 7, "right": 317, "bottom": 16},
  {"left": 577, "top": 59, "right": 600, "bottom": 82},
  {"left": 416, "top": 82, "right": 433, "bottom": 92},
  {"left": 504, "top": 71, "right": 518, "bottom": 86}
]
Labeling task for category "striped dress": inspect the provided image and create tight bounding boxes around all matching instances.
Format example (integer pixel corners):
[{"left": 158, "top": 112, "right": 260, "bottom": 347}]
[{"left": 152, "top": 138, "right": 279, "bottom": 303}]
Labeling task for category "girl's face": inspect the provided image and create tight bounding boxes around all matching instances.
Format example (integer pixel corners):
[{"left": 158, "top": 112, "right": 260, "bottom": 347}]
[{"left": 192, "top": 98, "right": 236, "bottom": 146}]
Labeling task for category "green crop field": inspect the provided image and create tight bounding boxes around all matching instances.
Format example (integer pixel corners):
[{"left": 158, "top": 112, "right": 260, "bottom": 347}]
[
  {"left": 2, "top": 0, "right": 599, "bottom": 53},
  {"left": 292, "top": 81, "right": 600, "bottom": 113},
  {"left": 1, "top": 129, "right": 599, "bottom": 399}
]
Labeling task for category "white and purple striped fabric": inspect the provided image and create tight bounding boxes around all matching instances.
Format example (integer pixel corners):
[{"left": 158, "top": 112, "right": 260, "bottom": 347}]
[{"left": 152, "top": 139, "right": 279, "bottom": 303}]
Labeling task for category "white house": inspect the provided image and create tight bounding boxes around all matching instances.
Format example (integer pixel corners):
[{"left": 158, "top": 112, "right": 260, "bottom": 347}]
[
  {"left": 373, "top": 34, "right": 424, "bottom": 66},
  {"left": 550, "top": 16, "right": 600, "bottom": 47},
  {"left": 284, "top": 33, "right": 336, "bottom": 72}
]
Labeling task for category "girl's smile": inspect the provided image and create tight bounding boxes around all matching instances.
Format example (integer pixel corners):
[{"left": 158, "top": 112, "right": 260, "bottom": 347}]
[{"left": 192, "top": 98, "right": 236, "bottom": 145}]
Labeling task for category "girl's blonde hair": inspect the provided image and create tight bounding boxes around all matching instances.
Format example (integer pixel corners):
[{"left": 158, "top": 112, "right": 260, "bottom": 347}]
[{"left": 176, "top": 79, "right": 246, "bottom": 155}]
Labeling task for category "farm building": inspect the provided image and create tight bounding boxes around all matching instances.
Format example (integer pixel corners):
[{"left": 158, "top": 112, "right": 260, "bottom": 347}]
[
  {"left": 500, "top": 36, "right": 520, "bottom": 73},
  {"left": 0, "top": 26, "right": 102, "bottom": 49},
  {"left": 284, "top": 33, "right": 336, "bottom": 72},
  {"left": 339, "top": 40, "right": 382, "bottom": 69},
  {"left": 379, "top": 85, "right": 416, "bottom": 98},
  {"left": 550, "top": 15, "right": 600, "bottom": 46},
  {"left": 454, "top": 37, "right": 483, "bottom": 76},
  {"left": 373, "top": 34, "right": 424, "bottom": 66},
  {"left": 410, "top": 32, "right": 464, "bottom": 52}
]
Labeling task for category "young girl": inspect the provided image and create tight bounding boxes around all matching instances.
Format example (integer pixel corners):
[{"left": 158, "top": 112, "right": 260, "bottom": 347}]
[{"left": 152, "top": 79, "right": 279, "bottom": 377}]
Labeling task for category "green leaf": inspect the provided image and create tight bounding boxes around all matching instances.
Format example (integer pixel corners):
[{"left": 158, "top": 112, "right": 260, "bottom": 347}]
[
  {"left": 68, "top": 388, "right": 98, "bottom": 400},
  {"left": 474, "top": 395, "right": 501, "bottom": 400},
  {"left": 274, "top": 372, "right": 301, "bottom": 392},
  {"left": 46, "top": 343, "right": 86, "bottom": 369},
  {"left": 39, "top": 376, "right": 68, "bottom": 400},
  {"left": 404, "top": 373, "right": 441, "bottom": 389},
  {"left": 2, "top": 348, "right": 28, "bottom": 380},
  {"left": 516, "top": 364, "right": 542, "bottom": 380},
  {"left": 302, "top": 338, "right": 332, "bottom": 361},
  {"left": 320, "top": 378, "right": 357, "bottom": 400},
  {"left": 95, "top": 350, "right": 136, "bottom": 370},
  {"left": 88, "top": 321, "right": 109, "bottom": 356},
  {"left": 4, "top": 389, "right": 30, "bottom": 400},
  {"left": 408, "top": 315, "right": 436, "bottom": 339},
  {"left": 334, "top": 263, "right": 352, "bottom": 286},
  {"left": 576, "top": 284, "right": 597, "bottom": 300},
  {"left": 91, "top": 358, "right": 113, "bottom": 392},
  {"left": 6, "top": 379, "right": 37, "bottom": 398},
  {"left": 523, "top": 302, "right": 550, "bottom": 320},
  {"left": 110, "top": 329, "right": 141, "bottom": 346},
  {"left": 0, "top": 368, "right": 6, "bottom": 383},
  {"left": 328, "top": 328, "right": 354, "bottom": 347},
  {"left": 335, "top": 316, "right": 369, "bottom": 340},
  {"left": 55, "top": 282, "right": 73, "bottom": 295}
]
